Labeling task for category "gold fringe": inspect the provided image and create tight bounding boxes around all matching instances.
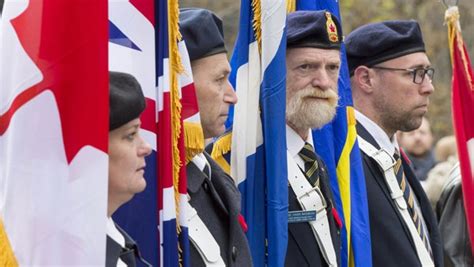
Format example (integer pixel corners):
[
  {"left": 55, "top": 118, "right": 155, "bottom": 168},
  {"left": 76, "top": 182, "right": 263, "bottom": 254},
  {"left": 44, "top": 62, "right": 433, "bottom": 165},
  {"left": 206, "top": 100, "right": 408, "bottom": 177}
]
[
  {"left": 286, "top": 0, "right": 296, "bottom": 13},
  {"left": 168, "top": 0, "right": 182, "bottom": 222},
  {"left": 210, "top": 132, "right": 233, "bottom": 175},
  {"left": 168, "top": 0, "right": 185, "bottom": 264},
  {"left": 211, "top": 132, "right": 233, "bottom": 158},
  {"left": 445, "top": 6, "right": 473, "bottom": 89},
  {"left": 184, "top": 122, "right": 204, "bottom": 164},
  {"left": 0, "top": 219, "right": 18, "bottom": 267},
  {"left": 251, "top": 0, "right": 262, "bottom": 53}
]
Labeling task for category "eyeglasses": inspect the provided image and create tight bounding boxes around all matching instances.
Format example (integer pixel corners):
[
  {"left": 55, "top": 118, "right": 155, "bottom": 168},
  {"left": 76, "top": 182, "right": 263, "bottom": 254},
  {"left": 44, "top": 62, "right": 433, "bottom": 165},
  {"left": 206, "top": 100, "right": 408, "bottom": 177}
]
[{"left": 370, "top": 66, "right": 435, "bottom": 84}]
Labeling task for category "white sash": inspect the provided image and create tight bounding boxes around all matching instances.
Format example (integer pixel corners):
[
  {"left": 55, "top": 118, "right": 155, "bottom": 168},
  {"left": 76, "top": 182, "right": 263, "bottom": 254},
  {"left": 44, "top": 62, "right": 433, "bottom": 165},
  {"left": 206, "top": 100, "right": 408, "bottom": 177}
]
[
  {"left": 185, "top": 199, "right": 226, "bottom": 266},
  {"left": 357, "top": 136, "right": 434, "bottom": 267},
  {"left": 287, "top": 151, "right": 338, "bottom": 267}
]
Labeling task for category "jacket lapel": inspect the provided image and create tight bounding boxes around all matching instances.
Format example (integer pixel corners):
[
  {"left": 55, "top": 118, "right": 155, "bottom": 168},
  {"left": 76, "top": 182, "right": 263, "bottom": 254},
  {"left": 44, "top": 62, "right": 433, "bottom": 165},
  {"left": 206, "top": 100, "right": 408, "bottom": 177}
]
[
  {"left": 204, "top": 152, "right": 242, "bottom": 266},
  {"left": 116, "top": 224, "right": 152, "bottom": 267}
]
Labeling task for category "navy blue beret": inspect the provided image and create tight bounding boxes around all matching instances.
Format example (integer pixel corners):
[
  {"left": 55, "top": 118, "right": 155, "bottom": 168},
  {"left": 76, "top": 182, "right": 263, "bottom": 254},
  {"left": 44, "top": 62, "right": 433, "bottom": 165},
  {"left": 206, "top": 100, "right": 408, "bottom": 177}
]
[
  {"left": 287, "top": 10, "right": 343, "bottom": 50},
  {"left": 346, "top": 20, "right": 426, "bottom": 75},
  {"left": 179, "top": 8, "right": 227, "bottom": 61},
  {"left": 109, "top": 71, "right": 146, "bottom": 131}
]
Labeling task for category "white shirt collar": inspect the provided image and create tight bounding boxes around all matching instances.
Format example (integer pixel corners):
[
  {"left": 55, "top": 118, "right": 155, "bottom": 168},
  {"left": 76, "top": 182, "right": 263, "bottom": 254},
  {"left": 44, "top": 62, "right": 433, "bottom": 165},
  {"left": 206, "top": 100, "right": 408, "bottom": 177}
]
[
  {"left": 286, "top": 124, "right": 314, "bottom": 157},
  {"left": 355, "top": 110, "right": 399, "bottom": 155},
  {"left": 106, "top": 218, "right": 129, "bottom": 267},
  {"left": 191, "top": 153, "right": 211, "bottom": 178},
  {"left": 106, "top": 217, "right": 125, "bottom": 247},
  {"left": 191, "top": 153, "right": 207, "bottom": 171}
]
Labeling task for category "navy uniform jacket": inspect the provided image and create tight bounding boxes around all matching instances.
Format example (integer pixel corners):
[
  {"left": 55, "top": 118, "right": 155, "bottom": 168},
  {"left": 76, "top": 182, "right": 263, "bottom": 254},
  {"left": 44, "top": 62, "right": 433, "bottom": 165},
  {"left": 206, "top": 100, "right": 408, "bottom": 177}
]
[
  {"left": 285, "top": 154, "right": 341, "bottom": 267},
  {"left": 105, "top": 224, "right": 151, "bottom": 267},
  {"left": 357, "top": 123, "right": 443, "bottom": 267},
  {"left": 187, "top": 152, "right": 252, "bottom": 267}
]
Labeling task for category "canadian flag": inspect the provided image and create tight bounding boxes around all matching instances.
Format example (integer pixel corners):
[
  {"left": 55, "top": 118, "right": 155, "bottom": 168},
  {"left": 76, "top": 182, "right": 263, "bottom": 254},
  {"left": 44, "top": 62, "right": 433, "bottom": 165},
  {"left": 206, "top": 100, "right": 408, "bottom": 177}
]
[
  {"left": 447, "top": 6, "right": 474, "bottom": 256},
  {"left": 0, "top": 0, "right": 109, "bottom": 265}
]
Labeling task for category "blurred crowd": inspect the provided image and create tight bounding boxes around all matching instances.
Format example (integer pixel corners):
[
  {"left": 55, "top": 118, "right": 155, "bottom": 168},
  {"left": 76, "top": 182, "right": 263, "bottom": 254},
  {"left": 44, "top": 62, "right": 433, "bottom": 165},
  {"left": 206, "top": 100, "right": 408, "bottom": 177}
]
[{"left": 398, "top": 117, "right": 472, "bottom": 266}]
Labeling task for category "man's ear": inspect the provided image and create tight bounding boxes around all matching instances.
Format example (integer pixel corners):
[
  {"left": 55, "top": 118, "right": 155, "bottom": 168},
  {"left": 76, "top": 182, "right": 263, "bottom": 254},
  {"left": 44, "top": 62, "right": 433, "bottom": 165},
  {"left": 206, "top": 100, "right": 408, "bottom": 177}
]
[{"left": 353, "top": 66, "right": 375, "bottom": 93}]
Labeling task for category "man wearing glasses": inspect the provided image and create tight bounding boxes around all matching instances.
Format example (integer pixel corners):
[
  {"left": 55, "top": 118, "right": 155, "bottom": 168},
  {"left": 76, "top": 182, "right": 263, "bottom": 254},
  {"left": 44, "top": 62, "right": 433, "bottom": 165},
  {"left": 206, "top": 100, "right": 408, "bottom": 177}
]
[{"left": 346, "top": 20, "right": 443, "bottom": 267}]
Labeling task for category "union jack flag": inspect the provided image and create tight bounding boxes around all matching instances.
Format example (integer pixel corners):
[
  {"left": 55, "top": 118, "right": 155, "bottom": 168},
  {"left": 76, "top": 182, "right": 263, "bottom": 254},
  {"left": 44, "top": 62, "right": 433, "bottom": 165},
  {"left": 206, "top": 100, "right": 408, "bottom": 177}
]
[{"left": 110, "top": 1, "right": 197, "bottom": 266}]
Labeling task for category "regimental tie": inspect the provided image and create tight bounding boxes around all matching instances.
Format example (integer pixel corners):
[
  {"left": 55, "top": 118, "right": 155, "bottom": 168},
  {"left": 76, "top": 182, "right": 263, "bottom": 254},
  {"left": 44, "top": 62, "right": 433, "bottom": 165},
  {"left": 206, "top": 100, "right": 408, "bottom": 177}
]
[
  {"left": 393, "top": 152, "right": 433, "bottom": 257},
  {"left": 298, "top": 142, "right": 320, "bottom": 188}
]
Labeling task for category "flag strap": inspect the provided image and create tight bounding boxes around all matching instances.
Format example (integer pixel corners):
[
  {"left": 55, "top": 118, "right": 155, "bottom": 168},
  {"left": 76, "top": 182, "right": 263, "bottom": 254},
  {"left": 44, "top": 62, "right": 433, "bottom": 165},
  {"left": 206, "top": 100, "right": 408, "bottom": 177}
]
[
  {"left": 287, "top": 151, "right": 338, "bottom": 267},
  {"left": 357, "top": 136, "right": 434, "bottom": 267},
  {"left": 184, "top": 198, "right": 225, "bottom": 266}
]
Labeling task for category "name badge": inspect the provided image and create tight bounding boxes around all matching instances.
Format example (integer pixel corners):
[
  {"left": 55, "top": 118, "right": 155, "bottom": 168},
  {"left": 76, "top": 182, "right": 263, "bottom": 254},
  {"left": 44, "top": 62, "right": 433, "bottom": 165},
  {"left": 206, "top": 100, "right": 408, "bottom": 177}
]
[{"left": 288, "top": 210, "right": 316, "bottom": 223}]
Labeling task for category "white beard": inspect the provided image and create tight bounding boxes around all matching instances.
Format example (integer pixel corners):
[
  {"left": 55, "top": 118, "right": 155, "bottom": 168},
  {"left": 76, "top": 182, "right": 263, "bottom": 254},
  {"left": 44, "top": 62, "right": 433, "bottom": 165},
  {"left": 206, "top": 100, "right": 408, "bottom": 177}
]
[{"left": 286, "top": 86, "right": 338, "bottom": 131}]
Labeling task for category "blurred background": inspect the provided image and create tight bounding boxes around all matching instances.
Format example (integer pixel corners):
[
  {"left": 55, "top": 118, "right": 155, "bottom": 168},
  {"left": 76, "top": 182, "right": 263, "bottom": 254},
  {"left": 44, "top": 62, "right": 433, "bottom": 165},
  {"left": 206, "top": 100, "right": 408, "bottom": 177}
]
[{"left": 1, "top": 0, "right": 472, "bottom": 141}]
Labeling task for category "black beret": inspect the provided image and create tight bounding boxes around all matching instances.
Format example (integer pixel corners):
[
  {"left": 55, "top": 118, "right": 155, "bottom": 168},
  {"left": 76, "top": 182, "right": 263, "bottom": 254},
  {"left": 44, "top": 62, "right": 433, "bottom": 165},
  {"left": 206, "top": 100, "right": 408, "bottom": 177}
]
[
  {"left": 109, "top": 71, "right": 146, "bottom": 131},
  {"left": 346, "top": 20, "right": 426, "bottom": 75},
  {"left": 179, "top": 8, "right": 227, "bottom": 61},
  {"left": 287, "top": 10, "right": 343, "bottom": 50}
]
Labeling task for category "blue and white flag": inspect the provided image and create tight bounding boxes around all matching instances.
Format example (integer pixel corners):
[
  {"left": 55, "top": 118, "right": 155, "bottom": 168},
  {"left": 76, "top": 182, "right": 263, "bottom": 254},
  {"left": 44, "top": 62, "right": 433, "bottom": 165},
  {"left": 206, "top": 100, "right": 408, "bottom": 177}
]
[{"left": 229, "top": 0, "right": 288, "bottom": 266}]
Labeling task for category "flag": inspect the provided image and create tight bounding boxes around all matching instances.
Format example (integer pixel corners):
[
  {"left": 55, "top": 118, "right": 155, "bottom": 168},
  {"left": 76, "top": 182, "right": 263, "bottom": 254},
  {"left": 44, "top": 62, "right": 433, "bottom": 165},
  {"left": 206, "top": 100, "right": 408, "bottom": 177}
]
[
  {"left": 110, "top": 0, "right": 196, "bottom": 266},
  {"left": 0, "top": 0, "right": 108, "bottom": 265},
  {"left": 446, "top": 5, "right": 474, "bottom": 256},
  {"left": 288, "top": 1, "right": 373, "bottom": 267},
  {"left": 158, "top": 1, "right": 197, "bottom": 266},
  {"left": 108, "top": 0, "right": 160, "bottom": 265},
  {"left": 228, "top": 0, "right": 288, "bottom": 266}
]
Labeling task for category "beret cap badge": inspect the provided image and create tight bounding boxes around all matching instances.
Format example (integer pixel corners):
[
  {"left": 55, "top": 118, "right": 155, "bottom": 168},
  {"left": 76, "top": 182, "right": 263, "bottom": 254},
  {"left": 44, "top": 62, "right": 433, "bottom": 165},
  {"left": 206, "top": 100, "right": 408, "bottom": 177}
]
[
  {"left": 325, "top": 12, "right": 338, "bottom": 43},
  {"left": 287, "top": 10, "right": 342, "bottom": 49}
]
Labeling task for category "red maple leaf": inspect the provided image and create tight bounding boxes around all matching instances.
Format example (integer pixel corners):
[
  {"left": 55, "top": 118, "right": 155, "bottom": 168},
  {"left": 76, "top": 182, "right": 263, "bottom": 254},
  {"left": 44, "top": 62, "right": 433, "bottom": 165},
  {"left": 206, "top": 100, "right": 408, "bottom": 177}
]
[
  {"left": 329, "top": 24, "right": 336, "bottom": 33},
  {"left": 0, "top": 0, "right": 109, "bottom": 163}
]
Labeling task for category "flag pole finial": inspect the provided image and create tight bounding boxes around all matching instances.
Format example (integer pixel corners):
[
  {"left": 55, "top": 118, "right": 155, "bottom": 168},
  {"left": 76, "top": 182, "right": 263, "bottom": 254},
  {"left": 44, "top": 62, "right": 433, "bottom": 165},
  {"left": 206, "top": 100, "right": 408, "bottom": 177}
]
[{"left": 442, "top": 0, "right": 459, "bottom": 8}]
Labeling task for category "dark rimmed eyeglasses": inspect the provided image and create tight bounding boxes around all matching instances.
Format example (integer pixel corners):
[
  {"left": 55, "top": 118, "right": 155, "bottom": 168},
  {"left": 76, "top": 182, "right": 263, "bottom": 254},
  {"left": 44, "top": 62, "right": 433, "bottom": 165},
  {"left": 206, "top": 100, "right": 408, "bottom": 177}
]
[{"left": 370, "top": 66, "right": 435, "bottom": 84}]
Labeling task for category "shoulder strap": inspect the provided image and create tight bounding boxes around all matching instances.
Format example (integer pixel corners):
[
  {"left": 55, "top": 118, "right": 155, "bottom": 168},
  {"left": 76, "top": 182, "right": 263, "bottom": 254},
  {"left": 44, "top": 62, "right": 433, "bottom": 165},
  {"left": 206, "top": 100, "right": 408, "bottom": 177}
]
[
  {"left": 185, "top": 198, "right": 226, "bottom": 266},
  {"left": 287, "top": 151, "right": 338, "bottom": 267},
  {"left": 357, "top": 135, "right": 434, "bottom": 267}
]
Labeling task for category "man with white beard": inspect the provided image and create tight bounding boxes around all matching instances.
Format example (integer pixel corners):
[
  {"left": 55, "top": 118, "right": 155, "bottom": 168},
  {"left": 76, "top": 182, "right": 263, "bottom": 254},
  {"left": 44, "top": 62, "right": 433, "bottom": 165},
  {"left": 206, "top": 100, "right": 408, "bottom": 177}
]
[{"left": 284, "top": 10, "right": 343, "bottom": 267}]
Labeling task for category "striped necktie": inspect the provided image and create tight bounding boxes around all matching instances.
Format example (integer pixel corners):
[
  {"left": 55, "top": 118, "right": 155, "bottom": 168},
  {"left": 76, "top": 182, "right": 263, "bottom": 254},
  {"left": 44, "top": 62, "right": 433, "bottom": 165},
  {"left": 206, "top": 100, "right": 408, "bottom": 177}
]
[
  {"left": 394, "top": 152, "right": 432, "bottom": 256},
  {"left": 298, "top": 142, "right": 320, "bottom": 187}
]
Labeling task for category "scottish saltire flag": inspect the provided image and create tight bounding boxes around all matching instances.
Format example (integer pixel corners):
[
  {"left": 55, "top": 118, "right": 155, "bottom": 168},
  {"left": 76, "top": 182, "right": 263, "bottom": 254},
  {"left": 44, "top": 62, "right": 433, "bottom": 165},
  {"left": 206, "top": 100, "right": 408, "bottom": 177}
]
[
  {"left": 446, "top": 6, "right": 474, "bottom": 255},
  {"left": 285, "top": 1, "right": 373, "bottom": 267},
  {"left": 229, "top": 0, "right": 288, "bottom": 266},
  {"left": 0, "top": 0, "right": 108, "bottom": 265},
  {"left": 108, "top": 1, "right": 160, "bottom": 266}
]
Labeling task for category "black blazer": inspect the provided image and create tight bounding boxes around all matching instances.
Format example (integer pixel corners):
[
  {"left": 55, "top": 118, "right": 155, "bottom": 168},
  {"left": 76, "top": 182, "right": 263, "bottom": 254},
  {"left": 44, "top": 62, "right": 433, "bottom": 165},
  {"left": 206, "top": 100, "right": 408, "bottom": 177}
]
[
  {"left": 285, "top": 153, "right": 342, "bottom": 267},
  {"left": 105, "top": 224, "right": 151, "bottom": 267},
  {"left": 187, "top": 152, "right": 252, "bottom": 267},
  {"left": 357, "top": 123, "right": 443, "bottom": 267}
]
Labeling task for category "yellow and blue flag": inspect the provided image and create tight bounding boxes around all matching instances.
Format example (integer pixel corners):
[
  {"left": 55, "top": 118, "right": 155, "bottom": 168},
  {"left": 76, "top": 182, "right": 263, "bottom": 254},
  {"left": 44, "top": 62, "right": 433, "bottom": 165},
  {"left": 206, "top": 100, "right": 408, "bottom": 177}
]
[{"left": 289, "top": 1, "right": 373, "bottom": 267}]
